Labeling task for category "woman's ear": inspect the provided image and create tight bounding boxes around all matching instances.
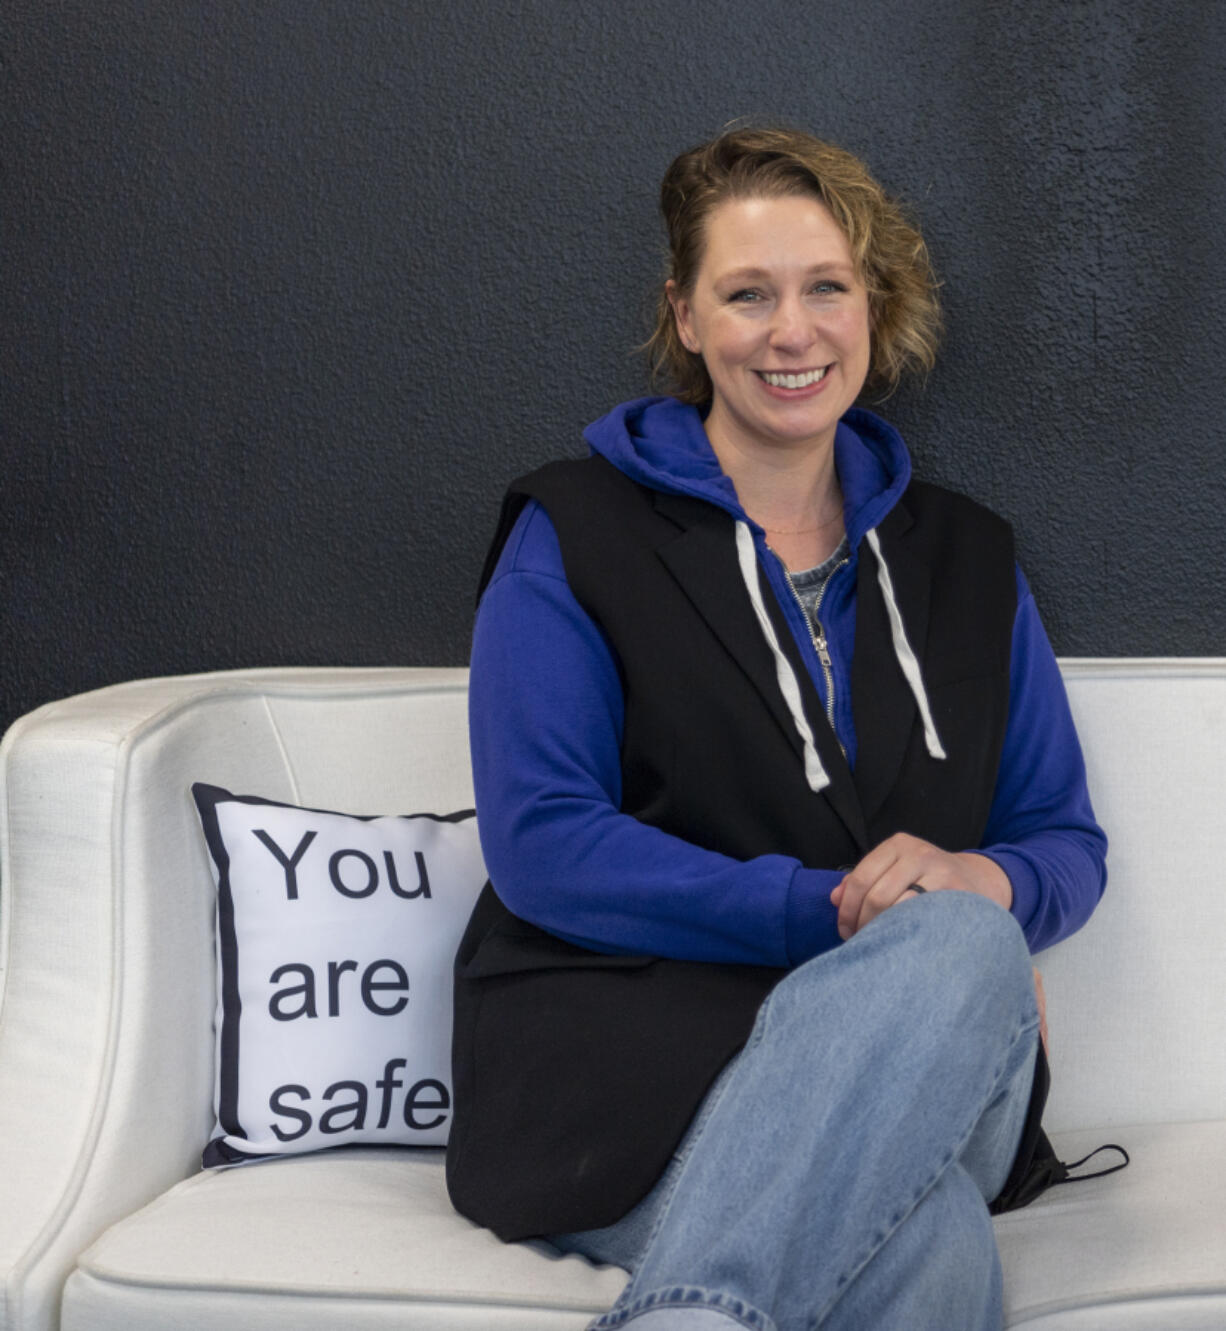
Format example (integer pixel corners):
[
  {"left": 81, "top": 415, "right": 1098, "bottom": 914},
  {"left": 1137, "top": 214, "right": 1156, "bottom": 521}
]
[{"left": 666, "top": 279, "right": 701, "bottom": 355}]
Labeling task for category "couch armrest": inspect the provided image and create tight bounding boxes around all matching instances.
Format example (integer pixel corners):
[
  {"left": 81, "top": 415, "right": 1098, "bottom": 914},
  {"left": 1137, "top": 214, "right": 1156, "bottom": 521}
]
[{"left": 0, "top": 667, "right": 471, "bottom": 1331}]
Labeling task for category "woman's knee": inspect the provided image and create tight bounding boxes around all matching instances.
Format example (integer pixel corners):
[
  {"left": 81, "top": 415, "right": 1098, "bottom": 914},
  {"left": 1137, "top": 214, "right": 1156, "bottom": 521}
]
[
  {"left": 921, "top": 890, "right": 1032, "bottom": 1003},
  {"left": 889, "top": 892, "right": 1036, "bottom": 1047},
  {"left": 914, "top": 887, "right": 1030, "bottom": 971},
  {"left": 765, "top": 891, "right": 1034, "bottom": 1045}
]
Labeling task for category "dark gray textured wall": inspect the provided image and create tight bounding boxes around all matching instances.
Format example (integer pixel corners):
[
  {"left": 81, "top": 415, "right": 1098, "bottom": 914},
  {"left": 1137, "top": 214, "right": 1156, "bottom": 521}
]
[{"left": 4, "top": 0, "right": 1225, "bottom": 734}]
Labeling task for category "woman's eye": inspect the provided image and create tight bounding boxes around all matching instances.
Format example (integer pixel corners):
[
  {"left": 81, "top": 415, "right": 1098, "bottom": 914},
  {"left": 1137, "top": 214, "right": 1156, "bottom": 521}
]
[
  {"left": 726, "top": 288, "right": 764, "bottom": 303},
  {"left": 812, "top": 281, "right": 846, "bottom": 295}
]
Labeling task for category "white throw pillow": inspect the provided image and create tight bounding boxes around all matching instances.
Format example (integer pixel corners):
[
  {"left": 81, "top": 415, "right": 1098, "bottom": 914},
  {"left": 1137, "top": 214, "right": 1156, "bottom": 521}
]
[{"left": 192, "top": 784, "right": 486, "bottom": 1165}]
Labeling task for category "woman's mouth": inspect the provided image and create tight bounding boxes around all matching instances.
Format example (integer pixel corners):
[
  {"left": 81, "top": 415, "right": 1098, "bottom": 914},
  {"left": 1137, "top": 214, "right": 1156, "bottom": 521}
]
[{"left": 757, "top": 367, "right": 829, "bottom": 389}]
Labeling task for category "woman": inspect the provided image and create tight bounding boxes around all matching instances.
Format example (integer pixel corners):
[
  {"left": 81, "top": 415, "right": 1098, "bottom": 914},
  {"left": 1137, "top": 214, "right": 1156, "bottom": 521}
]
[{"left": 447, "top": 127, "right": 1106, "bottom": 1330}]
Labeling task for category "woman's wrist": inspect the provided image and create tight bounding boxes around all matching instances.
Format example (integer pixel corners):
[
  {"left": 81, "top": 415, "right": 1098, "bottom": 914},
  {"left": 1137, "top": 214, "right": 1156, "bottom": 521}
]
[{"left": 955, "top": 851, "right": 1014, "bottom": 910}]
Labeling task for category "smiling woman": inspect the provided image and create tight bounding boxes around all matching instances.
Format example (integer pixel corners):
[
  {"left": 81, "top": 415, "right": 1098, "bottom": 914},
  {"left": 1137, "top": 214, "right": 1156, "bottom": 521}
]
[
  {"left": 447, "top": 126, "right": 1107, "bottom": 1331},
  {"left": 667, "top": 195, "right": 872, "bottom": 570},
  {"left": 647, "top": 128, "right": 941, "bottom": 408},
  {"left": 669, "top": 196, "right": 871, "bottom": 459}
]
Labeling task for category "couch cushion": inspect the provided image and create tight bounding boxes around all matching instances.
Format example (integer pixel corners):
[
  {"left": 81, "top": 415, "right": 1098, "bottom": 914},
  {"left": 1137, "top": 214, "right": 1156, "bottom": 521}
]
[
  {"left": 62, "top": 1148, "right": 628, "bottom": 1330},
  {"left": 64, "top": 1122, "right": 1226, "bottom": 1330},
  {"left": 998, "top": 1121, "right": 1226, "bottom": 1327}
]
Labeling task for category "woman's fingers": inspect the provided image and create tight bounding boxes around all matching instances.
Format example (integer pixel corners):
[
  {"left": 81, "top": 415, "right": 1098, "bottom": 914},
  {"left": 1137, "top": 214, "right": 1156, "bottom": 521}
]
[{"left": 836, "top": 834, "right": 931, "bottom": 938}]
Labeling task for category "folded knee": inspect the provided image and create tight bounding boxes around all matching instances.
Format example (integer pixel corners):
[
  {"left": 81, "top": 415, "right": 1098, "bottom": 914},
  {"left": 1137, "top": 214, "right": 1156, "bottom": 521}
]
[
  {"left": 892, "top": 890, "right": 1032, "bottom": 1012},
  {"left": 768, "top": 891, "right": 1034, "bottom": 1039}
]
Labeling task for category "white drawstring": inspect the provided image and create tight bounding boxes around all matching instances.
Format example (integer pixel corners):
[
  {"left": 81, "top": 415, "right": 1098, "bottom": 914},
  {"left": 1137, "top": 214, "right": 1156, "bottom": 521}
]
[
  {"left": 865, "top": 528, "right": 947, "bottom": 760},
  {"left": 735, "top": 522, "right": 831, "bottom": 792},
  {"left": 734, "top": 522, "right": 946, "bottom": 786}
]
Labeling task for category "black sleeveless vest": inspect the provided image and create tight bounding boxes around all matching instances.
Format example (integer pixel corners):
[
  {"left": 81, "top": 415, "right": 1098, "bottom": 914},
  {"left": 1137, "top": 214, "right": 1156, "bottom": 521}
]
[{"left": 447, "top": 456, "right": 1016, "bottom": 1240}]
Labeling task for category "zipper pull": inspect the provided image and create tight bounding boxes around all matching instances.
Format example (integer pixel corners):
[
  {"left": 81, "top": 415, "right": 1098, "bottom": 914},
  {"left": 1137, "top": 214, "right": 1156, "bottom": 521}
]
[{"left": 813, "top": 623, "right": 833, "bottom": 669}]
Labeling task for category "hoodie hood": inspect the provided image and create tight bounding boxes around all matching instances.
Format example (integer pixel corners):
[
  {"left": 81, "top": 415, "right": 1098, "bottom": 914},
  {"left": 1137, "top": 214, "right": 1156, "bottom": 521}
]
[{"left": 582, "top": 395, "right": 913, "bottom": 549}]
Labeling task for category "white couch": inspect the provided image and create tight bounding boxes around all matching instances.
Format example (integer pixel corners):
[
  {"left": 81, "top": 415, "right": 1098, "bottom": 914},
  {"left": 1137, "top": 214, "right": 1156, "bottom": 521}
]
[{"left": 0, "top": 663, "right": 1223, "bottom": 1330}]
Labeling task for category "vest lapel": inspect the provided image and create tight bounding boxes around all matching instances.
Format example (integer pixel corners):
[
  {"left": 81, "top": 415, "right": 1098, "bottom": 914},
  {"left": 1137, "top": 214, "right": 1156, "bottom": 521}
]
[
  {"left": 852, "top": 498, "right": 932, "bottom": 826},
  {"left": 653, "top": 491, "right": 869, "bottom": 851}
]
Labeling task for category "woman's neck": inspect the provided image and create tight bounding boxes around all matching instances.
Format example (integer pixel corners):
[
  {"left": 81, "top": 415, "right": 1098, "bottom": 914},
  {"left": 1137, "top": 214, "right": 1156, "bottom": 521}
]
[{"left": 706, "top": 428, "right": 844, "bottom": 571}]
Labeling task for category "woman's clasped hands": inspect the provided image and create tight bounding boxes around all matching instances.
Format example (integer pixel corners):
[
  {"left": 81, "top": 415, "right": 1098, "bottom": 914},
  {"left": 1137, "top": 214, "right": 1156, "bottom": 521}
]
[{"left": 830, "top": 832, "right": 1014, "bottom": 941}]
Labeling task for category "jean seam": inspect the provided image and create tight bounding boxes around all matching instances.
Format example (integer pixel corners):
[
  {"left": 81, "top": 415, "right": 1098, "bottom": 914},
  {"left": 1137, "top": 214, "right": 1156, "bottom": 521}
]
[
  {"left": 812, "top": 1009, "right": 1040, "bottom": 1326},
  {"left": 591, "top": 1284, "right": 779, "bottom": 1331}
]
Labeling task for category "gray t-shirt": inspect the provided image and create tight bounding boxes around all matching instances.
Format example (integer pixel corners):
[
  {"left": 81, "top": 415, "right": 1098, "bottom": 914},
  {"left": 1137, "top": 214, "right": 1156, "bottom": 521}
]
[{"left": 786, "top": 536, "right": 850, "bottom": 636}]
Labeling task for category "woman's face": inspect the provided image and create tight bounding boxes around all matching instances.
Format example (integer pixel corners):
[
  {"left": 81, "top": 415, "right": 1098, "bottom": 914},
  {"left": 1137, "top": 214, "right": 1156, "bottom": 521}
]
[{"left": 669, "top": 193, "right": 871, "bottom": 462}]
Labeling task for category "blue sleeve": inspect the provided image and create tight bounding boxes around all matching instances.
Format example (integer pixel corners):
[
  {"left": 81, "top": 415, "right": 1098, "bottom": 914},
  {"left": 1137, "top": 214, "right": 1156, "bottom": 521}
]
[
  {"left": 974, "top": 568, "right": 1108, "bottom": 952},
  {"left": 469, "top": 501, "right": 843, "bottom": 967}
]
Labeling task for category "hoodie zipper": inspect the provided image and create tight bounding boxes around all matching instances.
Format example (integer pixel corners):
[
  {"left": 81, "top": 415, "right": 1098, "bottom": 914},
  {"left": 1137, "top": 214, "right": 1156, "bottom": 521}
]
[{"left": 775, "top": 549, "right": 849, "bottom": 746}]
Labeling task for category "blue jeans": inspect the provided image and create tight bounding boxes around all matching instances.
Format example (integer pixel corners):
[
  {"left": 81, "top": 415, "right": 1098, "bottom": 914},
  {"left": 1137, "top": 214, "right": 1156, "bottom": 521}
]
[{"left": 552, "top": 891, "right": 1039, "bottom": 1331}]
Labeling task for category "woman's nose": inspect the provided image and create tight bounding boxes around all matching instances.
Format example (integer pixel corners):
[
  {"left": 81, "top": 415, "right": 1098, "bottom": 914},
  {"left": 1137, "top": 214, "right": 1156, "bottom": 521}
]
[{"left": 768, "top": 294, "right": 817, "bottom": 352}]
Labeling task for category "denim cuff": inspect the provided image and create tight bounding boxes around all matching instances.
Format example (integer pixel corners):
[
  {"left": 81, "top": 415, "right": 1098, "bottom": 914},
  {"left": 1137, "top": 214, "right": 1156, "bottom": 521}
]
[{"left": 590, "top": 1285, "right": 777, "bottom": 1331}]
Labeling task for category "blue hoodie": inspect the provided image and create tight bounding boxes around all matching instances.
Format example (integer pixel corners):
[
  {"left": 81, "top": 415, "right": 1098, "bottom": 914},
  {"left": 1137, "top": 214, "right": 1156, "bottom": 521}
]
[{"left": 469, "top": 398, "right": 1106, "bottom": 964}]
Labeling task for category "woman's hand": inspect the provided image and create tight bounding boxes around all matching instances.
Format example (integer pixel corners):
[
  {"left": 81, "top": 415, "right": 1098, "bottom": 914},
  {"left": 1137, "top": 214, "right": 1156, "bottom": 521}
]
[{"left": 829, "top": 832, "right": 1014, "bottom": 940}]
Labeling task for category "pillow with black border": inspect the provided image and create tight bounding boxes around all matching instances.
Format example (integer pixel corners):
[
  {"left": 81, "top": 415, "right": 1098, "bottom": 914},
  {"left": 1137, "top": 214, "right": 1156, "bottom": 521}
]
[{"left": 192, "top": 783, "right": 486, "bottom": 1166}]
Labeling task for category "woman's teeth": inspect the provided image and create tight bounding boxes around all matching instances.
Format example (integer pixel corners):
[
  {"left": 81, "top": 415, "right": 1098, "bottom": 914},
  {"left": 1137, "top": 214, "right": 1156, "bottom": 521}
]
[{"left": 760, "top": 368, "right": 827, "bottom": 389}]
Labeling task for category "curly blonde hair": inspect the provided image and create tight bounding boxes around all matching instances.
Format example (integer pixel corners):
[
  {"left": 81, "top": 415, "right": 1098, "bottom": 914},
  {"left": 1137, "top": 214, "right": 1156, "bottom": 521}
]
[{"left": 645, "top": 126, "right": 942, "bottom": 403}]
